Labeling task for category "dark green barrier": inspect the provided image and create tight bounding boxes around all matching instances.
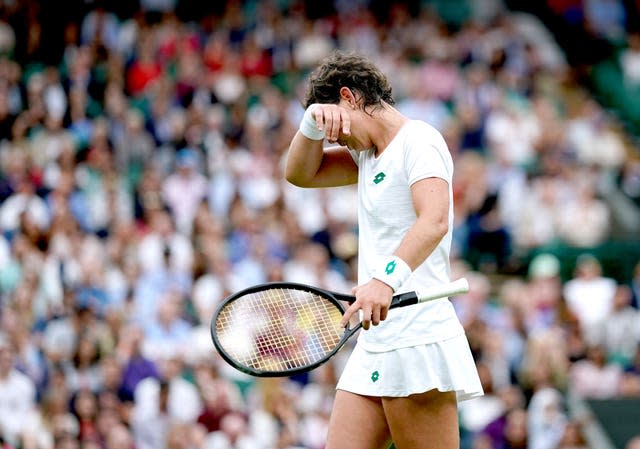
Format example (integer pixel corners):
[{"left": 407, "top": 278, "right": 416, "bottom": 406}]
[
  {"left": 526, "top": 239, "right": 640, "bottom": 284},
  {"left": 586, "top": 398, "right": 640, "bottom": 449}
]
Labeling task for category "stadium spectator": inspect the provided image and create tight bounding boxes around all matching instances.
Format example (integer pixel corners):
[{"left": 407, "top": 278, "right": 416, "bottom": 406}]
[
  {"left": 141, "top": 290, "right": 192, "bottom": 361},
  {"left": 569, "top": 343, "right": 624, "bottom": 398},
  {"left": 161, "top": 148, "right": 208, "bottom": 236},
  {"left": 600, "top": 284, "right": 640, "bottom": 366},
  {"left": 130, "top": 379, "right": 171, "bottom": 449},
  {"left": 132, "top": 355, "right": 202, "bottom": 426},
  {"left": 563, "top": 254, "right": 617, "bottom": 344},
  {"left": 62, "top": 330, "right": 103, "bottom": 393},
  {"left": 116, "top": 325, "right": 159, "bottom": 401},
  {"left": 621, "top": 32, "right": 640, "bottom": 87},
  {"left": 527, "top": 383, "right": 567, "bottom": 449},
  {"left": 0, "top": 335, "right": 37, "bottom": 447}
]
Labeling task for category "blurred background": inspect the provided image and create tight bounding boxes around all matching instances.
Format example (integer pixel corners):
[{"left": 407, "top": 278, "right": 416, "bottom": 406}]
[{"left": 0, "top": 0, "right": 639, "bottom": 448}]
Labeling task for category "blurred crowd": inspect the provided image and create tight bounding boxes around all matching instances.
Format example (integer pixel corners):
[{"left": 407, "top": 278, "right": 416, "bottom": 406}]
[{"left": 0, "top": 0, "right": 639, "bottom": 449}]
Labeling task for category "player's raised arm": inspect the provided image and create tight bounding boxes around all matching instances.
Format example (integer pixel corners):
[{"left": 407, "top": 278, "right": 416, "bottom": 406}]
[{"left": 285, "top": 103, "right": 358, "bottom": 188}]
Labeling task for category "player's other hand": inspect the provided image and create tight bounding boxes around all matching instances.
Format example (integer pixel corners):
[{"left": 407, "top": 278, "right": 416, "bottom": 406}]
[
  {"left": 341, "top": 278, "right": 393, "bottom": 330},
  {"left": 310, "top": 103, "right": 351, "bottom": 143}
]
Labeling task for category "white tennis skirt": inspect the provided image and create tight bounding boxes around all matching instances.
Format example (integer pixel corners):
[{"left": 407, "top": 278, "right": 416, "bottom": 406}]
[{"left": 336, "top": 333, "right": 484, "bottom": 401}]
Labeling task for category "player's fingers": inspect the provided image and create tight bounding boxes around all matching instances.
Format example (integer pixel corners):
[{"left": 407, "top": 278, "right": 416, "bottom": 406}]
[
  {"left": 311, "top": 108, "right": 325, "bottom": 132},
  {"left": 371, "top": 307, "right": 381, "bottom": 326},
  {"left": 380, "top": 307, "right": 388, "bottom": 322},
  {"left": 361, "top": 305, "right": 372, "bottom": 330},
  {"left": 327, "top": 109, "right": 341, "bottom": 142},
  {"left": 340, "top": 303, "right": 359, "bottom": 328}
]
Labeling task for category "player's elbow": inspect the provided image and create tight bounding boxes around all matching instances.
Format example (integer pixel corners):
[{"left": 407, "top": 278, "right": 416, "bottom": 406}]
[
  {"left": 284, "top": 154, "right": 313, "bottom": 187},
  {"left": 433, "top": 216, "right": 449, "bottom": 240},
  {"left": 284, "top": 167, "right": 311, "bottom": 187}
]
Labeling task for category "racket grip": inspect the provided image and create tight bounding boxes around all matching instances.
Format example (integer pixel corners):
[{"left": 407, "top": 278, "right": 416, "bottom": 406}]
[
  {"left": 415, "top": 278, "right": 469, "bottom": 303},
  {"left": 389, "top": 278, "right": 469, "bottom": 309}
]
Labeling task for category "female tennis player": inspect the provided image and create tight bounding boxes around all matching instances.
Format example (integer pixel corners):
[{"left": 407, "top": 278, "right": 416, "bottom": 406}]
[{"left": 285, "top": 51, "right": 483, "bottom": 449}]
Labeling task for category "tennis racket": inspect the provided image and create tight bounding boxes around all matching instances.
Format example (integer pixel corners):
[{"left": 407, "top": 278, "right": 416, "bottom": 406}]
[{"left": 210, "top": 278, "right": 469, "bottom": 377}]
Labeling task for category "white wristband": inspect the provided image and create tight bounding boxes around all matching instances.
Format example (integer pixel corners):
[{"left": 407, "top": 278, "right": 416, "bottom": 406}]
[
  {"left": 372, "top": 256, "right": 412, "bottom": 292},
  {"left": 299, "top": 104, "right": 325, "bottom": 140}
]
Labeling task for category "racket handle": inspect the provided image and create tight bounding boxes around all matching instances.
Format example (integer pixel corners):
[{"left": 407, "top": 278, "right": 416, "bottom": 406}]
[
  {"left": 391, "top": 278, "right": 469, "bottom": 308},
  {"left": 416, "top": 278, "right": 469, "bottom": 303}
]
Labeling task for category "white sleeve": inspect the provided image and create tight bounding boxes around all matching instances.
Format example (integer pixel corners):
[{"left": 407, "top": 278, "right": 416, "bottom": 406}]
[{"left": 403, "top": 123, "right": 453, "bottom": 186}]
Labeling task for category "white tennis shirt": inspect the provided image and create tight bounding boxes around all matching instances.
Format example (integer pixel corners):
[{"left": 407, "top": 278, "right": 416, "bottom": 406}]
[{"left": 351, "top": 120, "right": 465, "bottom": 351}]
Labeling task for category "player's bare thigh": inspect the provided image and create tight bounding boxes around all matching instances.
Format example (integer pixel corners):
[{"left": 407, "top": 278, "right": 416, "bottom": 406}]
[
  {"left": 325, "top": 390, "right": 392, "bottom": 449},
  {"left": 382, "top": 389, "right": 459, "bottom": 449}
]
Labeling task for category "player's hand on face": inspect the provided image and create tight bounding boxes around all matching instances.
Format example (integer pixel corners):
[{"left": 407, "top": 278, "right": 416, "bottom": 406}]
[
  {"left": 341, "top": 278, "right": 393, "bottom": 330},
  {"left": 311, "top": 104, "right": 351, "bottom": 143}
]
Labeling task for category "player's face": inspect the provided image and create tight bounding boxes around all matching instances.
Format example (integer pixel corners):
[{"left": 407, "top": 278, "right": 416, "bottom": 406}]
[{"left": 334, "top": 99, "right": 370, "bottom": 151}]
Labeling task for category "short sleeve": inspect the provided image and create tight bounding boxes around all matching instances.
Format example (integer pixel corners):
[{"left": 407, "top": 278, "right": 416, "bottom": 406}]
[{"left": 403, "top": 122, "right": 453, "bottom": 186}]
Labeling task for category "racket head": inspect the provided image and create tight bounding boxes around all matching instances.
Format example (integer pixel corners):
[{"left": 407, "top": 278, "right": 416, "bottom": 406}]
[{"left": 210, "top": 282, "right": 355, "bottom": 377}]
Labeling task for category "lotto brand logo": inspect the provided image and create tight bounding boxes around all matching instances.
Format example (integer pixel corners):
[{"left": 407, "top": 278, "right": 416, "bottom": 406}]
[
  {"left": 373, "top": 172, "right": 386, "bottom": 184},
  {"left": 385, "top": 260, "right": 396, "bottom": 275}
]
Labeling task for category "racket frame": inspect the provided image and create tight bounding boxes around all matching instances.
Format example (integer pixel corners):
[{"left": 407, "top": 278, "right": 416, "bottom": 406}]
[
  {"left": 210, "top": 279, "right": 468, "bottom": 377},
  {"left": 210, "top": 282, "right": 357, "bottom": 377}
]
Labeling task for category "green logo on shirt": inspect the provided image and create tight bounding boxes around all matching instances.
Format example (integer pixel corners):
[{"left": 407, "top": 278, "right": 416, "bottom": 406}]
[
  {"left": 371, "top": 371, "right": 380, "bottom": 382},
  {"left": 385, "top": 260, "right": 396, "bottom": 275},
  {"left": 373, "top": 172, "right": 386, "bottom": 184}
]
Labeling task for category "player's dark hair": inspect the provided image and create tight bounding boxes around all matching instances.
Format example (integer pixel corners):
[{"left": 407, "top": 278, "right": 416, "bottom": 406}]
[{"left": 304, "top": 51, "right": 395, "bottom": 110}]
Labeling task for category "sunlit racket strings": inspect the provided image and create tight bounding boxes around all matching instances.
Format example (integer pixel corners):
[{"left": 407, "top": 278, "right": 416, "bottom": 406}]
[{"left": 215, "top": 288, "right": 345, "bottom": 372}]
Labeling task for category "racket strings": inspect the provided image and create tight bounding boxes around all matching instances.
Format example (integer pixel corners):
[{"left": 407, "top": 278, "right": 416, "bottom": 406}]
[{"left": 215, "top": 288, "right": 345, "bottom": 372}]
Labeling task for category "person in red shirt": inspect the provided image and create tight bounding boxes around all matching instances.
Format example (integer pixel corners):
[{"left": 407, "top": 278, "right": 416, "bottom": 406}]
[{"left": 126, "top": 31, "right": 162, "bottom": 97}]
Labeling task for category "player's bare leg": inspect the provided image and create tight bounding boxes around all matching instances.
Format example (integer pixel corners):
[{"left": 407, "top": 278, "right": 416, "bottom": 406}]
[
  {"left": 383, "top": 389, "right": 459, "bottom": 449},
  {"left": 325, "top": 390, "right": 392, "bottom": 449}
]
